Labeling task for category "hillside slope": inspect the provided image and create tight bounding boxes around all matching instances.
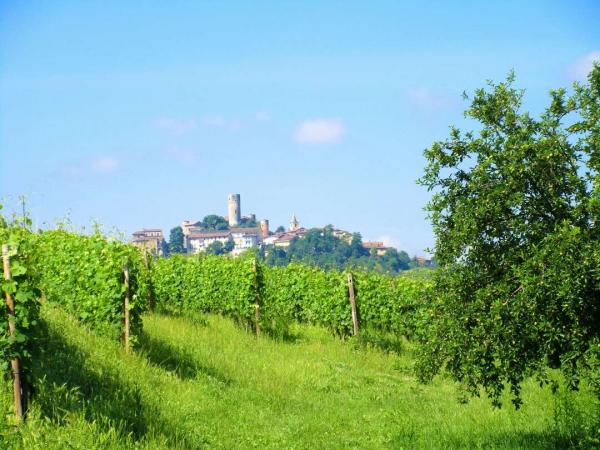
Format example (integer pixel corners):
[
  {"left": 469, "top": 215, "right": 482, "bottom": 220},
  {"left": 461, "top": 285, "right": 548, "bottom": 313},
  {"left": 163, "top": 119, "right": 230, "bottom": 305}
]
[{"left": 1, "top": 303, "right": 594, "bottom": 449}]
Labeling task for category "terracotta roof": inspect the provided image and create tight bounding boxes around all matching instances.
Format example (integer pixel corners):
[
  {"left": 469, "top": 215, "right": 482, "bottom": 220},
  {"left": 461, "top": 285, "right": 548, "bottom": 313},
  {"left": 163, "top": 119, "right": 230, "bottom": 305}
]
[
  {"left": 363, "top": 241, "right": 386, "bottom": 249},
  {"left": 133, "top": 237, "right": 157, "bottom": 243},
  {"left": 230, "top": 227, "right": 261, "bottom": 234},
  {"left": 188, "top": 231, "right": 231, "bottom": 239},
  {"left": 275, "top": 234, "right": 297, "bottom": 243},
  {"left": 133, "top": 229, "right": 163, "bottom": 235},
  {"left": 132, "top": 230, "right": 164, "bottom": 242}
]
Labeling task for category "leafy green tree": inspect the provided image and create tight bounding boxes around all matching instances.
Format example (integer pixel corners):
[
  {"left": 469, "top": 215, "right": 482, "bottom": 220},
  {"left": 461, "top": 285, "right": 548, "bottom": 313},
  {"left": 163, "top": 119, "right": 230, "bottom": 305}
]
[
  {"left": 262, "top": 245, "right": 289, "bottom": 266},
  {"left": 275, "top": 225, "right": 285, "bottom": 233},
  {"left": 236, "top": 217, "right": 257, "bottom": 227},
  {"left": 417, "top": 67, "right": 600, "bottom": 407},
  {"left": 382, "top": 248, "right": 410, "bottom": 272},
  {"left": 205, "top": 240, "right": 225, "bottom": 255},
  {"left": 349, "top": 233, "right": 369, "bottom": 258},
  {"left": 160, "top": 239, "right": 170, "bottom": 256},
  {"left": 202, "top": 215, "right": 229, "bottom": 231},
  {"left": 223, "top": 237, "right": 235, "bottom": 253},
  {"left": 169, "top": 226, "right": 186, "bottom": 254}
]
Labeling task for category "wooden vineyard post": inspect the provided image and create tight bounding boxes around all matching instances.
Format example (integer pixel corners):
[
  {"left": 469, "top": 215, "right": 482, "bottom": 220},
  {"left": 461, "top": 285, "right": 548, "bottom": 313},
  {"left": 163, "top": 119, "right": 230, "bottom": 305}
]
[
  {"left": 253, "top": 259, "right": 261, "bottom": 337},
  {"left": 143, "top": 249, "right": 153, "bottom": 311},
  {"left": 2, "top": 244, "right": 23, "bottom": 422},
  {"left": 347, "top": 273, "right": 359, "bottom": 336},
  {"left": 123, "top": 264, "right": 131, "bottom": 353}
]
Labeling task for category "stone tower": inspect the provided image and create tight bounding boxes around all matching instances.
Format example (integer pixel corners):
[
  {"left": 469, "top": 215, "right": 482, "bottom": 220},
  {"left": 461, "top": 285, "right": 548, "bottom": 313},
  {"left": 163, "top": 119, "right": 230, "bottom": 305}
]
[
  {"left": 289, "top": 213, "right": 300, "bottom": 231},
  {"left": 260, "top": 219, "right": 269, "bottom": 238},
  {"left": 228, "top": 193, "right": 241, "bottom": 227}
]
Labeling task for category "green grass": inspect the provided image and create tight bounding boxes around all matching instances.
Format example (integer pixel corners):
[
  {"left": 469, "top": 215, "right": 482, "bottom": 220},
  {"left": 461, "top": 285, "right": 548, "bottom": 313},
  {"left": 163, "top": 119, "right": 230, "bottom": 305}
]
[{"left": 1, "top": 303, "right": 597, "bottom": 449}]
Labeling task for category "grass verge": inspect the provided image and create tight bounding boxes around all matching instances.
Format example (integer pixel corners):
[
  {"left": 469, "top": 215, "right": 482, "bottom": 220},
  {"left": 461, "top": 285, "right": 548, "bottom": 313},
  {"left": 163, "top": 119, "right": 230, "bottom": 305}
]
[{"left": 1, "top": 303, "right": 597, "bottom": 449}]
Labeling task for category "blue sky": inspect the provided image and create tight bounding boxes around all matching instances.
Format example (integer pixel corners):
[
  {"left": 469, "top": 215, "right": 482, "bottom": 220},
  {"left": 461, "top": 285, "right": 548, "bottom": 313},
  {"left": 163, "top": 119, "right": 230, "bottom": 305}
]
[{"left": 1, "top": 1, "right": 599, "bottom": 255}]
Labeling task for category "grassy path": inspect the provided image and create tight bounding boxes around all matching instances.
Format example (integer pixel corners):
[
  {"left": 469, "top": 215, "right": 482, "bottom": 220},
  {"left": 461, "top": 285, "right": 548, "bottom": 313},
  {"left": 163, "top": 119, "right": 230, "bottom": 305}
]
[{"left": 1, "top": 304, "right": 593, "bottom": 449}]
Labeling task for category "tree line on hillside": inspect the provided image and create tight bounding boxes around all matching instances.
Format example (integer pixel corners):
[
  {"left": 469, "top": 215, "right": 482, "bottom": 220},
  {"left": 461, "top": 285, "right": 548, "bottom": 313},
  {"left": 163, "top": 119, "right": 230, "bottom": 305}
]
[{"left": 260, "top": 226, "right": 414, "bottom": 274}]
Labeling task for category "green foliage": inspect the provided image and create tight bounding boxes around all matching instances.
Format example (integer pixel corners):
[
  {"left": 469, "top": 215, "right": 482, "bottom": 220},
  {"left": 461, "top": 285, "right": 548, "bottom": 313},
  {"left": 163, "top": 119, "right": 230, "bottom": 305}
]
[
  {"left": 0, "top": 207, "right": 151, "bottom": 376},
  {"left": 381, "top": 248, "right": 411, "bottom": 271},
  {"left": 204, "top": 238, "right": 234, "bottom": 255},
  {"left": 151, "top": 254, "right": 257, "bottom": 328},
  {"left": 234, "top": 217, "right": 257, "bottom": 228},
  {"left": 148, "top": 254, "right": 187, "bottom": 314},
  {"left": 34, "top": 229, "right": 150, "bottom": 343},
  {"left": 168, "top": 226, "right": 185, "bottom": 254},
  {"left": 205, "top": 240, "right": 224, "bottom": 255},
  {"left": 223, "top": 237, "right": 235, "bottom": 253},
  {"left": 353, "top": 270, "right": 431, "bottom": 339},
  {"left": 6, "top": 304, "right": 596, "bottom": 448},
  {"left": 260, "top": 227, "right": 411, "bottom": 274},
  {"left": 0, "top": 218, "right": 41, "bottom": 375},
  {"left": 195, "top": 254, "right": 257, "bottom": 327},
  {"left": 201, "top": 215, "right": 229, "bottom": 231},
  {"left": 150, "top": 255, "right": 429, "bottom": 341},
  {"left": 160, "top": 239, "right": 170, "bottom": 256},
  {"left": 417, "top": 66, "right": 600, "bottom": 407},
  {"left": 262, "top": 246, "right": 289, "bottom": 267},
  {"left": 260, "top": 263, "right": 350, "bottom": 336}
]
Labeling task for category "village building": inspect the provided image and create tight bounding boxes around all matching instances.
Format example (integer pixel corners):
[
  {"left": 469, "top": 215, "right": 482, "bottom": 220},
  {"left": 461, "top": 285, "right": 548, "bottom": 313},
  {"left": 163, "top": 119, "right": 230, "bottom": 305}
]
[
  {"left": 131, "top": 229, "right": 164, "bottom": 255},
  {"left": 180, "top": 194, "right": 265, "bottom": 255},
  {"left": 362, "top": 241, "right": 389, "bottom": 256},
  {"left": 133, "top": 195, "right": 384, "bottom": 257},
  {"left": 332, "top": 228, "right": 353, "bottom": 243},
  {"left": 186, "top": 230, "right": 230, "bottom": 253},
  {"left": 185, "top": 227, "right": 262, "bottom": 255},
  {"left": 230, "top": 227, "right": 262, "bottom": 254},
  {"left": 261, "top": 214, "right": 308, "bottom": 248},
  {"left": 272, "top": 228, "right": 307, "bottom": 248},
  {"left": 414, "top": 256, "right": 433, "bottom": 266}
]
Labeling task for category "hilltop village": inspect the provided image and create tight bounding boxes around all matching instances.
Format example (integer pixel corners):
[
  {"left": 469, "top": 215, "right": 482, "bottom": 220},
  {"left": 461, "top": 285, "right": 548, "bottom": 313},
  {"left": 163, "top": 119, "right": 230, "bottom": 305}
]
[
  {"left": 132, "top": 193, "right": 382, "bottom": 255},
  {"left": 132, "top": 193, "right": 432, "bottom": 272}
]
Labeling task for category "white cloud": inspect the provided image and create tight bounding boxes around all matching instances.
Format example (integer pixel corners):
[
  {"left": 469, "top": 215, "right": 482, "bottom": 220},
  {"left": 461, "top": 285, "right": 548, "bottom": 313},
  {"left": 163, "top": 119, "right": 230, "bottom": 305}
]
[
  {"left": 154, "top": 117, "right": 198, "bottom": 135},
  {"left": 406, "top": 87, "right": 450, "bottom": 110},
  {"left": 91, "top": 156, "right": 120, "bottom": 173},
  {"left": 294, "top": 118, "right": 345, "bottom": 144},
  {"left": 255, "top": 110, "right": 270, "bottom": 122},
  {"left": 568, "top": 51, "right": 600, "bottom": 81},
  {"left": 202, "top": 115, "right": 242, "bottom": 131},
  {"left": 164, "top": 147, "right": 198, "bottom": 163}
]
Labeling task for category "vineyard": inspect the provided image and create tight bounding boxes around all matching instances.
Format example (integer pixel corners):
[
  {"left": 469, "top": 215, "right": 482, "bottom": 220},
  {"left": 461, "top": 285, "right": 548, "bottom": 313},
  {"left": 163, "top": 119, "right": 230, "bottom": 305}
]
[
  {"left": 1, "top": 213, "right": 598, "bottom": 448},
  {"left": 1, "top": 214, "right": 429, "bottom": 408}
]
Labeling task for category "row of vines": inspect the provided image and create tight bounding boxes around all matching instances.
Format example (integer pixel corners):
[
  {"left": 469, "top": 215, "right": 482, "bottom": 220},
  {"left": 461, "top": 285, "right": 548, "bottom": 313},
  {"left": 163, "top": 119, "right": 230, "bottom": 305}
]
[
  {"left": 149, "top": 253, "right": 431, "bottom": 339},
  {"left": 1, "top": 215, "right": 151, "bottom": 387}
]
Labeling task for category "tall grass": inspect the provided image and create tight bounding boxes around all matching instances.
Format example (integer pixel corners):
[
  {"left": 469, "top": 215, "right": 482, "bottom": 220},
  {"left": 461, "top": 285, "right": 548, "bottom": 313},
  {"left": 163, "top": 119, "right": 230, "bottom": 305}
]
[{"left": 1, "top": 303, "right": 597, "bottom": 449}]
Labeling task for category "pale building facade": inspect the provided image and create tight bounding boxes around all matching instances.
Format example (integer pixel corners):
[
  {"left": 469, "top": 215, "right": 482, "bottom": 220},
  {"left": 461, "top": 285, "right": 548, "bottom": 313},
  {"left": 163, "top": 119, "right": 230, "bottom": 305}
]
[
  {"left": 132, "top": 229, "right": 164, "bottom": 255},
  {"left": 185, "top": 227, "right": 262, "bottom": 255},
  {"left": 362, "top": 241, "right": 389, "bottom": 256}
]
